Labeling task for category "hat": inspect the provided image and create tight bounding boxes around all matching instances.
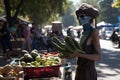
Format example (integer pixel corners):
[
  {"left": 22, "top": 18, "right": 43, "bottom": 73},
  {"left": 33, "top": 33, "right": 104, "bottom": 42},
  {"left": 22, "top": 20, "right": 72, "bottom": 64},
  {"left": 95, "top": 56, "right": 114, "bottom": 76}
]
[{"left": 75, "top": 3, "right": 99, "bottom": 19}]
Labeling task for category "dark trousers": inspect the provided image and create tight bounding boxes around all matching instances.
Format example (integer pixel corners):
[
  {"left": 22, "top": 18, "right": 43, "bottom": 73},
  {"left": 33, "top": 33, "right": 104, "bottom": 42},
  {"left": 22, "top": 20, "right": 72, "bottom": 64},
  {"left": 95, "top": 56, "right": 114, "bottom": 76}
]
[{"left": 1, "top": 39, "right": 12, "bottom": 53}]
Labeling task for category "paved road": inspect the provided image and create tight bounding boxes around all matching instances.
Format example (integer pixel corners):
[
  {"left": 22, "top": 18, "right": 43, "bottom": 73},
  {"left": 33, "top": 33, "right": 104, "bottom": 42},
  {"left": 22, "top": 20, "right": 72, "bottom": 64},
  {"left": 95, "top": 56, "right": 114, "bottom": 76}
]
[
  {"left": 96, "top": 39, "right": 120, "bottom": 80},
  {"left": 64, "top": 39, "right": 120, "bottom": 80}
]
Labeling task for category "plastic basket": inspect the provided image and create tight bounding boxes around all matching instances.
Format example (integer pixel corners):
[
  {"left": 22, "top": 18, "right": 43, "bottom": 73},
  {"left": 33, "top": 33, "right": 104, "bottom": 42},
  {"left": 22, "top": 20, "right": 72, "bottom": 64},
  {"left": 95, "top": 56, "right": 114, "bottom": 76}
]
[{"left": 23, "top": 65, "right": 60, "bottom": 79}]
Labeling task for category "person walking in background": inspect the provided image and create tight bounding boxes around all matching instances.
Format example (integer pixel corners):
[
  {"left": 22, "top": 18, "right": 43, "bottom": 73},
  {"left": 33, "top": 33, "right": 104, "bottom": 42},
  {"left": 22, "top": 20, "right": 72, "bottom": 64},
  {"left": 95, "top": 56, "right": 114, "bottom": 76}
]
[
  {"left": 69, "top": 3, "right": 101, "bottom": 80},
  {"left": 110, "top": 30, "right": 120, "bottom": 46},
  {"left": 0, "top": 22, "right": 13, "bottom": 60},
  {"left": 22, "top": 23, "right": 31, "bottom": 52},
  {"left": 30, "top": 23, "right": 44, "bottom": 50},
  {"left": 67, "top": 26, "right": 73, "bottom": 37},
  {"left": 16, "top": 24, "right": 24, "bottom": 38},
  {"left": 30, "top": 23, "right": 37, "bottom": 50}
]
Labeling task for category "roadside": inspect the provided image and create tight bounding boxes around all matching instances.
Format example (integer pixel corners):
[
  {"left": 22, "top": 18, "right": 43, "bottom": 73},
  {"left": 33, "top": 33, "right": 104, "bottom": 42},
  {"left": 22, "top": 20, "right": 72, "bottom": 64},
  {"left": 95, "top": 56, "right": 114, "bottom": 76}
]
[{"left": 96, "top": 39, "right": 120, "bottom": 80}]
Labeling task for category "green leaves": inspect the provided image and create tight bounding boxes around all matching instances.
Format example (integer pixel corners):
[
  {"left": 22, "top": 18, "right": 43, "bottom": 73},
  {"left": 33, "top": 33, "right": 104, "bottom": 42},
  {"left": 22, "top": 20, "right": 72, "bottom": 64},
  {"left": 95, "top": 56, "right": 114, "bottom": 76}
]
[{"left": 112, "top": 0, "right": 120, "bottom": 8}]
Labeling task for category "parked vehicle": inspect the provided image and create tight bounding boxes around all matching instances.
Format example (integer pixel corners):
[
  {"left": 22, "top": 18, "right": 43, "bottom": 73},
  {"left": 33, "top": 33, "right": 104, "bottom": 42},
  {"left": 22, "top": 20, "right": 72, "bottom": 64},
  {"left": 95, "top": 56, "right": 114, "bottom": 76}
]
[{"left": 105, "top": 30, "right": 113, "bottom": 40}]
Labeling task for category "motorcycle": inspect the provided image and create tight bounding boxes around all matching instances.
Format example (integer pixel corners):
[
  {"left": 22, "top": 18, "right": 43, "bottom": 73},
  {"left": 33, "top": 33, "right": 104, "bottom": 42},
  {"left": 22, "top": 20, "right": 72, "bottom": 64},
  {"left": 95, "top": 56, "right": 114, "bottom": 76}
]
[{"left": 64, "top": 62, "right": 72, "bottom": 80}]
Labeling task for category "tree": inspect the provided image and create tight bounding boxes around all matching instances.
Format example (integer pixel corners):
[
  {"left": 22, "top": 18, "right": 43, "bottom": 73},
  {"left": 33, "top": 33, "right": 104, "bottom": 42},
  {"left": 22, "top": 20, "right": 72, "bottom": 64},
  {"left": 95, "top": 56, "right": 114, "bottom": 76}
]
[
  {"left": 0, "top": 0, "right": 4, "bottom": 15},
  {"left": 62, "top": 1, "right": 76, "bottom": 27},
  {"left": 99, "top": 0, "right": 120, "bottom": 23},
  {"left": 4, "top": 0, "right": 23, "bottom": 27},
  {"left": 20, "top": 0, "right": 68, "bottom": 25},
  {"left": 80, "top": 0, "right": 100, "bottom": 10},
  {"left": 112, "top": 0, "right": 120, "bottom": 8},
  {"left": 1, "top": 0, "right": 69, "bottom": 26}
]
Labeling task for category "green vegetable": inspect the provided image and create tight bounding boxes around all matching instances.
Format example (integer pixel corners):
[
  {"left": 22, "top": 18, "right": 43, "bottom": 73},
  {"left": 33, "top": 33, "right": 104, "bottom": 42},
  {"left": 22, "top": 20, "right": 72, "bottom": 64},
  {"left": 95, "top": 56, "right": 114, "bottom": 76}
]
[
  {"left": 71, "top": 37, "right": 82, "bottom": 49},
  {"left": 51, "top": 40, "right": 64, "bottom": 52},
  {"left": 65, "top": 36, "right": 85, "bottom": 54},
  {"left": 51, "top": 35, "right": 87, "bottom": 58},
  {"left": 20, "top": 53, "right": 34, "bottom": 62},
  {"left": 30, "top": 49, "right": 39, "bottom": 60},
  {"left": 52, "top": 36, "right": 65, "bottom": 48},
  {"left": 64, "top": 36, "right": 77, "bottom": 50}
]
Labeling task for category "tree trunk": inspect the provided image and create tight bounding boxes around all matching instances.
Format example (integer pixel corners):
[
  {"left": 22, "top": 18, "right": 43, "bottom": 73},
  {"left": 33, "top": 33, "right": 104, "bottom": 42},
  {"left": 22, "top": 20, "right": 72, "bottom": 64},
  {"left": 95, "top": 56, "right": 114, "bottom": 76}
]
[{"left": 4, "top": 0, "right": 23, "bottom": 27}]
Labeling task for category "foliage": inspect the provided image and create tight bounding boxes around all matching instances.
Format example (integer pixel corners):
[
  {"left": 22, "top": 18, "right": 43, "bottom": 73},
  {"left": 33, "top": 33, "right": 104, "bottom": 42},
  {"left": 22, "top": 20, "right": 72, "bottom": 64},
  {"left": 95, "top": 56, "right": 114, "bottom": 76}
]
[
  {"left": 0, "top": 0, "right": 4, "bottom": 15},
  {"left": 99, "top": 0, "right": 120, "bottom": 23},
  {"left": 62, "top": 1, "right": 76, "bottom": 27},
  {"left": 19, "top": 0, "right": 68, "bottom": 25},
  {"left": 80, "top": 0, "right": 100, "bottom": 10},
  {"left": 0, "top": 0, "right": 69, "bottom": 26},
  {"left": 112, "top": 0, "right": 120, "bottom": 8}
]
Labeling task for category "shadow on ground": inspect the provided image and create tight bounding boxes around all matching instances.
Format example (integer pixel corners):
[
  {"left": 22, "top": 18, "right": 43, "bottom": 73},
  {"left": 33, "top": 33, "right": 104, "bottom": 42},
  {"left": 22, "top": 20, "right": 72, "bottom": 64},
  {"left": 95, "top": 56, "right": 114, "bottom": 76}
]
[{"left": 96, "top": 48, "right": 120, "bottom": 78}]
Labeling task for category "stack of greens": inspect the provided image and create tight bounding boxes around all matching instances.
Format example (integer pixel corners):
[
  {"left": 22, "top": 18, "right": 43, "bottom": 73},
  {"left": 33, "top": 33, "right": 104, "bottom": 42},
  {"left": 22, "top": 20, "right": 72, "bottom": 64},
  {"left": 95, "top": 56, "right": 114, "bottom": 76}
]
[{"left": 51, "top": 36, "right": 85, "bottom": 58}]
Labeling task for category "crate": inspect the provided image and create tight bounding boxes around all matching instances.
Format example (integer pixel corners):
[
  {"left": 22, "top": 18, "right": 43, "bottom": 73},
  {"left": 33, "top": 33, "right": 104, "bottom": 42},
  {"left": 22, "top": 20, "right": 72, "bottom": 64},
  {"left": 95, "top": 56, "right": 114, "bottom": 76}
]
[{"left": 23, "top": 65, "right": 60, "bottom": 79}]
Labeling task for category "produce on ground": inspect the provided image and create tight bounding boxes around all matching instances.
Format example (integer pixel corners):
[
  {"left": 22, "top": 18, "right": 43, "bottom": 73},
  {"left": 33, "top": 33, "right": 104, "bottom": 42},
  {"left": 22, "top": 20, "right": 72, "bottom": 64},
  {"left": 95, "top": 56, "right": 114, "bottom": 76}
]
[{"left": 0, "top": 64, "right": 23, "bottom": 80}]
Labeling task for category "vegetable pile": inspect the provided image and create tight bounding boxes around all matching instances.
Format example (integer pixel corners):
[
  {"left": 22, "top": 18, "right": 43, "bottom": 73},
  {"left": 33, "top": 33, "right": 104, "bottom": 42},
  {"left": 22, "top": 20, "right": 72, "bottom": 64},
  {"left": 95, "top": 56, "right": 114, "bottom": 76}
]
[{"left": 20, "top": 50, "right": 61, "bottom": 67}]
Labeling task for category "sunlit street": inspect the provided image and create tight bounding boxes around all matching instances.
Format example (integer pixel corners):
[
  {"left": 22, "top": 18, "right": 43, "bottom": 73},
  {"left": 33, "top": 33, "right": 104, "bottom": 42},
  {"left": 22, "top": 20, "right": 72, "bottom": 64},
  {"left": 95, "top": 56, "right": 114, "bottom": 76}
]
[
  {"left": 68, "top": 39, "right": 120, "bottom": 80},
  {"left": 97, "top": 39, "right": 120, "bottom": 80}
]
